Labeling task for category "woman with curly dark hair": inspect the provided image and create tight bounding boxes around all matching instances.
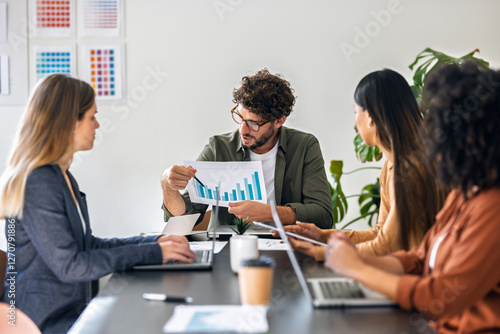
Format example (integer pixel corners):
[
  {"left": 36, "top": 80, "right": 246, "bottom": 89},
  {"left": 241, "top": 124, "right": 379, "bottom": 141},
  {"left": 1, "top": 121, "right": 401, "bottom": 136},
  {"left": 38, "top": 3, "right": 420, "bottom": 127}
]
[{"left": 325, "top": 61, "right": 500, "bottom": 333}]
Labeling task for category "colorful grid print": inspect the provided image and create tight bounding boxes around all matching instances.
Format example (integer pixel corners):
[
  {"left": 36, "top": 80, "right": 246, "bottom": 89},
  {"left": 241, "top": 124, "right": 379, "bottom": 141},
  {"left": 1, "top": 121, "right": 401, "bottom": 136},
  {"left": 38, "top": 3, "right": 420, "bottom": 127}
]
[
  {"left": 36, "top": 51, "right": 71, "bottom": 81},
  {"left": 89, "top": 48, "right": 116, "bottom": 97},
  {"left": 36, "top": 0, "right": 71, "bottom": 28},
  {"left": 83, "top": 0, "right": 118, "bottom": 29}
]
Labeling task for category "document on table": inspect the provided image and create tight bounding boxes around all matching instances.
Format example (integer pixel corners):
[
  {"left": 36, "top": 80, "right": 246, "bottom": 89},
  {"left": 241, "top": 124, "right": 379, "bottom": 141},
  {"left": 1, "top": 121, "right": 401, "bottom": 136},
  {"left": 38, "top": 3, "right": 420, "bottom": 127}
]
[
  {"left": 189, "top": 241, "right": 227, "bottom": 254},
  {"left": 258, "top": 238, "right": 291, "bottom": 251},
  {"left": 184, "top": 161, "right": 267, "bottom": 208},
  {"left": 163, "top": 305, "right": 268, "bottom": 333}
]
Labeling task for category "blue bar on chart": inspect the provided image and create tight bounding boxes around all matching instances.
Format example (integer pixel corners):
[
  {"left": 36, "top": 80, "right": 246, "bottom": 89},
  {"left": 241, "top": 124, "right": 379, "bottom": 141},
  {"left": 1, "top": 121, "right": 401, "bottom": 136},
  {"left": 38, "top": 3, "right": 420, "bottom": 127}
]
[
  {"left": 252, "top": 172, "right": 262, "bottom": 200},
  {"left": 193, "top": 171, "right": 263, "bottom": 203}
]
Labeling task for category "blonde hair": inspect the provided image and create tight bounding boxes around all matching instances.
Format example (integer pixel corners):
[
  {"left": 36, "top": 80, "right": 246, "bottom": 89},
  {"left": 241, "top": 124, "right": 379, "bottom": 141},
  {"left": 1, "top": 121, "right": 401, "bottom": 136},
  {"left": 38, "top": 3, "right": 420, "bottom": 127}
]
[{"left": 0, "top": 74, "right": 95, "bottom": 218}]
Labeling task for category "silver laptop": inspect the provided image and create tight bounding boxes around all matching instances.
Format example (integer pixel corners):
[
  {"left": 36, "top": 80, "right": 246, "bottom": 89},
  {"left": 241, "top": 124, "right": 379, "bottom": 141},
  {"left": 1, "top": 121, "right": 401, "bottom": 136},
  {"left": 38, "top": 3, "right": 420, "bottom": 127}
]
[
  {"left": 133, "top": 187, "right": 220, "bottom": 271},
  {"left": 271, "top": 204, "right": 396, "bottom": 308}
]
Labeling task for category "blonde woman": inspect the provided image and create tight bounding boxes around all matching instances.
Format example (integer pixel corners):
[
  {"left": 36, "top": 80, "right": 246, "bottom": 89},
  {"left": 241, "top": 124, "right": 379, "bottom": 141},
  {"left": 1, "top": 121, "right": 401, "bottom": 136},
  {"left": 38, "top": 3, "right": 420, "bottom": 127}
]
[{"left": 0, "top": 74, "right": 195, "bottom": 333}]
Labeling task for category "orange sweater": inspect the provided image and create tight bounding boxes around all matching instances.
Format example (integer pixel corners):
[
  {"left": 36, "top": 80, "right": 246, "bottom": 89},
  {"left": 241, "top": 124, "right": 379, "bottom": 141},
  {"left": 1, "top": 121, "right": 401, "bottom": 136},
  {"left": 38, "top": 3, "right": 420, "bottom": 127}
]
[
  {"left": 313, "top": 160, "right": 423, "bottom": 260},
  {"left": 392, "top": 188, "right": 500, "bottom": 333}
]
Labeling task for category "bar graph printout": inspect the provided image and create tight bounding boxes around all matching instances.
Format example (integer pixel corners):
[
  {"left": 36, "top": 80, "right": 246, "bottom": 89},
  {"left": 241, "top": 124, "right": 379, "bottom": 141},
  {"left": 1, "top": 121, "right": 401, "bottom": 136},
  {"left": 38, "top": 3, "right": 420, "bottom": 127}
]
[{"left": 184, "top": 161, "right": 267, "bottom": 208}]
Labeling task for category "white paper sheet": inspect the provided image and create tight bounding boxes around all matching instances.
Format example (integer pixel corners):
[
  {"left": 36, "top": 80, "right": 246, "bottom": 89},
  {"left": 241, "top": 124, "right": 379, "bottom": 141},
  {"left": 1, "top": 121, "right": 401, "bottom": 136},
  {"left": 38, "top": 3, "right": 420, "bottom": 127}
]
[
  {"left": 30, "top": 45, "right": 76, "bottom": 87},
  {"left": 67, "top": 296, "right": 118, "bottom": 333},
  {"left": 163, "top": 305, "right": 268, "bottom": 333},
  {"left": 184, "top": 161, "right": 267, "bottom": 208},
  {"left": 258, "top": 238, "right": 290, "bottom": 251},
  {"left": 31, "top": 0, "right": 75, "bottom": 38},
  {"left": 78, "top": 0, "right": 123, "bottom": 38},
  {"left": 189, "top": 241, "right": 227, "bottom": 254},
  {"left": 80, "top": 44, "right": 124, "bottom": 101}
]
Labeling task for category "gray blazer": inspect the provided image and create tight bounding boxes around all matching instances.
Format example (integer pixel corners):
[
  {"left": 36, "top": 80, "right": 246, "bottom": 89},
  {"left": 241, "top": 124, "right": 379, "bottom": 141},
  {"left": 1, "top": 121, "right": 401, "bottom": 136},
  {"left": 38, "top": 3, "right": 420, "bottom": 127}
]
[{"left": 1, "top": 165, "right": 162, "bottom": 333}]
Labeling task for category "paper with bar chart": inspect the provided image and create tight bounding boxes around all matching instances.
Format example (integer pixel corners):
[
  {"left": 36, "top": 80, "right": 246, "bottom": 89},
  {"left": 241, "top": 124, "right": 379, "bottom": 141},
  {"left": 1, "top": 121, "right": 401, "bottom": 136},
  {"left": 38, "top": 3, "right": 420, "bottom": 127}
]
[{"left": 184, "top": 161, "right": 267, "bottom": 208}]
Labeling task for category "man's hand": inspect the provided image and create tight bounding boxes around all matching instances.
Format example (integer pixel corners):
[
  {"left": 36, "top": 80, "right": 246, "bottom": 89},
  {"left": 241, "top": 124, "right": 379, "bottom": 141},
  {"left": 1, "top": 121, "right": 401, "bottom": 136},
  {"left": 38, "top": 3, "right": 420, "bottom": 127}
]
[
  {"left": 157, "top": 235, "right": 196, "bottom": 263},
  {"left": 227, "top": 201, "right": 269, "bottom": 223},
  {"left": 161, "top": 165, "right": 196, "bottom": 192}
]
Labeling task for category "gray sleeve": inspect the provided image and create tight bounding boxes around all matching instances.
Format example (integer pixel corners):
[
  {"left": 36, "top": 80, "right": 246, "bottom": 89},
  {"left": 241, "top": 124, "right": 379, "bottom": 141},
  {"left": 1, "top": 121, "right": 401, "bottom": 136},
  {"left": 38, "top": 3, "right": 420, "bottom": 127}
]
[{"left": 22, "top": 169, "right": 162, "bottom": 284}]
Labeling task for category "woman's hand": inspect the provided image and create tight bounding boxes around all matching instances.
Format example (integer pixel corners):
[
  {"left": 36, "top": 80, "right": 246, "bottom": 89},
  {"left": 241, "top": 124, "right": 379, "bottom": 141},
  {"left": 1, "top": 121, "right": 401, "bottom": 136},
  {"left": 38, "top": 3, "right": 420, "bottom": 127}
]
[
  {"left": 157, "top": 235, "right": 196, "bottom": 263},
  {"left": 271, "top": 221, "right": 323, "bottom": 241},
  {"left": 288, "top": 237, "right": 324, "bottom": 260},
  {"left": 324, "top": 233, "right": 363, "bottom": 278}
]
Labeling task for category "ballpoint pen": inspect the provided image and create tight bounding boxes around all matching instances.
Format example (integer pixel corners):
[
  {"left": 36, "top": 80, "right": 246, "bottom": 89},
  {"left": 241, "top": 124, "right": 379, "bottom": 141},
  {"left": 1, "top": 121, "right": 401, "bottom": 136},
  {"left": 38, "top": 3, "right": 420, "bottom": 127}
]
[
  {"left": 193, "top": 176, "right": 204, "bottom": 187},
  {"left": 142, "top": 293, "right": 193, "bottom": 303}
]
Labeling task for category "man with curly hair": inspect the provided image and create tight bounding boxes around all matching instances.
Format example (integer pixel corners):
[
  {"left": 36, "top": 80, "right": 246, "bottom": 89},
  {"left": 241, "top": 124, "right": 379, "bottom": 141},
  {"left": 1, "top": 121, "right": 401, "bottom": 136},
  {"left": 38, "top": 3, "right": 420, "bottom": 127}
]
[{"left": 161, "top": 69, "right": 334, "bottom": 228}]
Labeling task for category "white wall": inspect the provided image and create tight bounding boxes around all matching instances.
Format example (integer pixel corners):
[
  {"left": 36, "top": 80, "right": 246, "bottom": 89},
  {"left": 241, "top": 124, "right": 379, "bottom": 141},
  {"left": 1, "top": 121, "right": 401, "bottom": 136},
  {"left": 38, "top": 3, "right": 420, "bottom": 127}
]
[{"left": 1, "top": 0, "right": 500, "bottom": 239}]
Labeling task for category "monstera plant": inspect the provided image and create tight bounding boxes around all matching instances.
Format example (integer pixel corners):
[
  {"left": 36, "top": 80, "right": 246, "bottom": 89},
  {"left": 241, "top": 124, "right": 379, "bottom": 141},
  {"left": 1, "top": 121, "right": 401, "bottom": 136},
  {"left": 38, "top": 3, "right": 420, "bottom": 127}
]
[{"left": 330, "top": 48, "right": 489, "bottom": 229}]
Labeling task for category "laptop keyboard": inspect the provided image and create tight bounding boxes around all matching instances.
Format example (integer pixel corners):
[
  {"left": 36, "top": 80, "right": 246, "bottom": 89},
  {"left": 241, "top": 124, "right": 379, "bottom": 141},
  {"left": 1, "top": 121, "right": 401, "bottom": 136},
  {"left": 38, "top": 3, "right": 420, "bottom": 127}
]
[
  {"left": 318, "top": 280, "right": 365, "bottom": 299},
  {"left": 164, "top": 250, "right": 210, "bottom": 265}
]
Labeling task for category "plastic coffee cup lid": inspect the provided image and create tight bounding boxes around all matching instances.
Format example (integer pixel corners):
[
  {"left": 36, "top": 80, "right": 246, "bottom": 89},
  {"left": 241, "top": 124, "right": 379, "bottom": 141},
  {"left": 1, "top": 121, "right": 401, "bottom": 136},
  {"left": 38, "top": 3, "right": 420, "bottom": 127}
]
[{"left": 240, "top": 255, "right": 275, "bottom": 267}]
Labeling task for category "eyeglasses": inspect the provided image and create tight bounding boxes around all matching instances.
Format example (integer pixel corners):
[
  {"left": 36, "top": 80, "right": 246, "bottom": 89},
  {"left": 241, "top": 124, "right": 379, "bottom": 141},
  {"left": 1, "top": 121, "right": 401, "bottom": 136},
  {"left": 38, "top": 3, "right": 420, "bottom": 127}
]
[{"left": 231, "top": 106, "right": 272, "bottom": 132}]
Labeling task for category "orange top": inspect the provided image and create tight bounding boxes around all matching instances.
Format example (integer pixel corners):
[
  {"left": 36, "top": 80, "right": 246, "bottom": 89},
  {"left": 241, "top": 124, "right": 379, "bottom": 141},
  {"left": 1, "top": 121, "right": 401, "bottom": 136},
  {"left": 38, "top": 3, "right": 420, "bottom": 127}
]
[
  {"left": 313, "top": 160, "right": 423, "bottom": 261},
  {"left": 344, "top": 160, "right": 416, "bottom": 255},
  {"left": 392, "top": 188, "right": 500, "bottom": 333}
]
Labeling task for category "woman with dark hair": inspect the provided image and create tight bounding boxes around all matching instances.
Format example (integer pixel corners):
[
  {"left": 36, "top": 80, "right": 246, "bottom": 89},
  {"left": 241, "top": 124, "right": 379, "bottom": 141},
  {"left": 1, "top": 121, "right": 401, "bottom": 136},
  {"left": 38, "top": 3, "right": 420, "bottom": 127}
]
[
  {"left": 281, "top": 69, "right": 443, "bottom": 259},
  {"left": 0, "top": 74, "right": 195, "bottom": 333},
  {"left": 325, "top": 61, "right": 500, "bottom": 333}
]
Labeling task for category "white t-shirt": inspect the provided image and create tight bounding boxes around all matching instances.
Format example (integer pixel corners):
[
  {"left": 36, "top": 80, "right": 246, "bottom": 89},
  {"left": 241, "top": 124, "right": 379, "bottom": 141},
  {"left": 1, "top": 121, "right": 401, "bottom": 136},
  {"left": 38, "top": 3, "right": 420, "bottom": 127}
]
[
  {"left": 76, "top": 202, "right": 87, "bottom": 235},
  {"left": 249, "top": 140, "right": 279, "bottom": 204}
]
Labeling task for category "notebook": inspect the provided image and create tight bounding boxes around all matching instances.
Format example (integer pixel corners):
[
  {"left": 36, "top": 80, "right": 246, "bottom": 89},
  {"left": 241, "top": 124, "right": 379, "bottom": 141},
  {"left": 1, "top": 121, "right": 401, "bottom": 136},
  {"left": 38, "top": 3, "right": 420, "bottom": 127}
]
[
  {"left": 270, "top": 204, "right": 396, "bottom": 308},
  {"left": 133, "top": 187, "right": 220, "bottom": 271}
]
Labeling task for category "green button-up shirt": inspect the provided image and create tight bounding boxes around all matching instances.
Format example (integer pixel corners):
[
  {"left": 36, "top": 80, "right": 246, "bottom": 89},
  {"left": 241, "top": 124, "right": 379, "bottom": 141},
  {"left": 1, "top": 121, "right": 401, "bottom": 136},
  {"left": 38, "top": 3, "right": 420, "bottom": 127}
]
[{"left": 162, "top": 126, "right": 334, "bottom": 228}]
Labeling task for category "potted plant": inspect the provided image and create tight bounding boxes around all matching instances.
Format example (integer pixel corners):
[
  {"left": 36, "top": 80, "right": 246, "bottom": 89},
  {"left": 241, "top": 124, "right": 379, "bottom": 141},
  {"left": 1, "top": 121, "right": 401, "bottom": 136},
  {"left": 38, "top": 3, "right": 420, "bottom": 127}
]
[
  {"left": 230, "top": 217, "right": 251, "bottom": 235},
  {"left": 229, "top": 217, "right": 258, "bottom": 273},
  {"left": 330, "top": 160, "right": 381, "bottom": 229}
]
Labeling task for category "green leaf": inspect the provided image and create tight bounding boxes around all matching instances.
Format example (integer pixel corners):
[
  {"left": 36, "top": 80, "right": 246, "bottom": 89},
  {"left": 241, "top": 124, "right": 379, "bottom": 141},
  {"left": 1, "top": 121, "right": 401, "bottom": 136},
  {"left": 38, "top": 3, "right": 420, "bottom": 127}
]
[
  {"left": 330, "top": 160, "right": 344, "bottom": 183},
  {"left": 409, "top": 48, "right": 490, "bottom": 103},
  {"left": 232, "top": 217, "right": 251, "bottom": 235},
  {"left": 353, "top": 133, "right": 383, "bottom": 162},
  {"left": 371, "top": 178, "right": 381, "bottom": 208},
  {"left": 358, "top": 184, "right": 374, "bottom": 204},
  {"left": 330, "top": 181, "right": 348, "bottom": 224},
  {"left": 408, "top": 47, "right": 434, "bottom": 70},
  {"left": 410, "top": 85, "right": 421, "bottom": 97},
  {"left": 413, "top": 58, "right": 435, "bottom": 88},
  {"left": 360, "top": 201, "right": 374, "bottom": 215},
  {"left": 353, "top": 132, "right": 364, "bottom": 146},
  {"left": 340, "top": 210, "right": 378, "bottom": 229}
]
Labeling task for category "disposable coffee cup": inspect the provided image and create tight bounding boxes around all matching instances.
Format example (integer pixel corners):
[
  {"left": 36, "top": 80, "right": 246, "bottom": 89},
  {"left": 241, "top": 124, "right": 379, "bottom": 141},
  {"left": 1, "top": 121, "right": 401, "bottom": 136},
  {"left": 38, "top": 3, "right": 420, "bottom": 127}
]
[{"left": 238, "top": 256, "right": 275, "bottom": 305}]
